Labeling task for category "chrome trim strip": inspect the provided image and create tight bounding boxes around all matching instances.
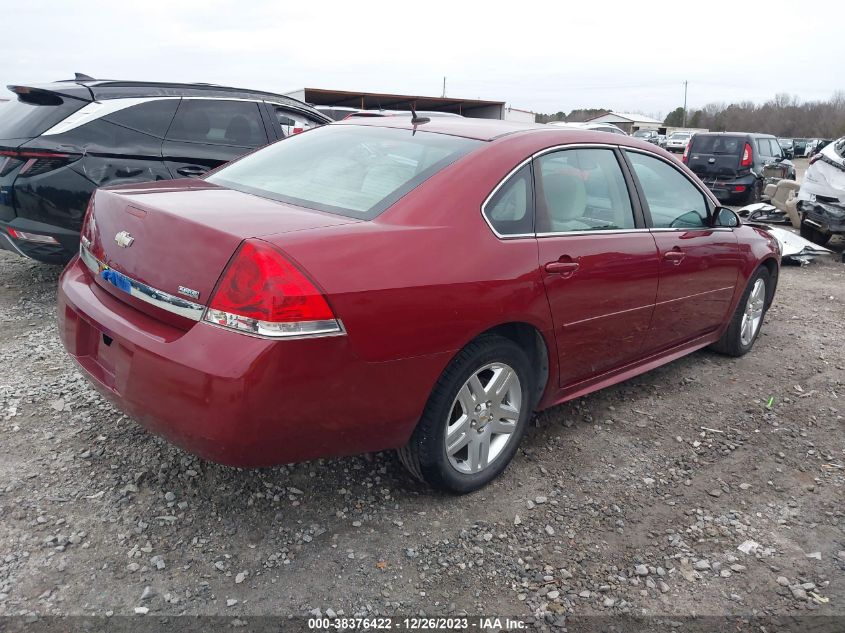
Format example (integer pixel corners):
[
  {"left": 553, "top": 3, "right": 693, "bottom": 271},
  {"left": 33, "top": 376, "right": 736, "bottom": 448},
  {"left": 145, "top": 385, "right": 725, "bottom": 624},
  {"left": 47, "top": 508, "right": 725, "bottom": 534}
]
[
  {"left": 536, "top": 228, "right": 651, "bottom": 238},
  {"left": 79, "top": 244, "right": 205, "bottom": 321},
  {"left": 480, "top": 156, "right": 535, "bottom": 240}
]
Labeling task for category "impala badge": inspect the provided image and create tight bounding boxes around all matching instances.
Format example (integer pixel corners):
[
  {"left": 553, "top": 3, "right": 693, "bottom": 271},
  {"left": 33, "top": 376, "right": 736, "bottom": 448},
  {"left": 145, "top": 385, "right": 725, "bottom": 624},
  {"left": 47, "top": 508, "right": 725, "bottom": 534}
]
[
  {"left": 114, "top": 231, "right": 134, "bottom": 248},
  {"left": 178, "top": 286, "right": 200, "bottom": 300}
]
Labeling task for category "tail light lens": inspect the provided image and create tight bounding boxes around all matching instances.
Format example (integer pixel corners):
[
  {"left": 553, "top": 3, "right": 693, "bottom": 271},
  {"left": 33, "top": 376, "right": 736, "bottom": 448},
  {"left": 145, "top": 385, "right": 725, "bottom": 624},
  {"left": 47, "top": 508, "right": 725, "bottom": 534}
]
[
  {"left": 204, "top": 239, "right": 342, "bottom": 338},
  {"left": 682, "top": 144, "right": 690, "bottom": 164},
  {"left": 740, "top": 143, "right": 753, "bottom": 167},
  {"left": 0, "top": 148, "right": 79, "bottom": 177}
]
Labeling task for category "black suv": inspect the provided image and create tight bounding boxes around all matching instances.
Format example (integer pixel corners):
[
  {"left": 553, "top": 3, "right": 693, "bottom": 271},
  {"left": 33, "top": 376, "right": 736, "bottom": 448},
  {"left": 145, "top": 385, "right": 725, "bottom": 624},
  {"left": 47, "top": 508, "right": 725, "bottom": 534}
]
[
  {"left": 684, "top": 132, "right": 796, "bottom": 203},
  {"left": 0, "top": 76, "right": 331, "bottom": 263}
]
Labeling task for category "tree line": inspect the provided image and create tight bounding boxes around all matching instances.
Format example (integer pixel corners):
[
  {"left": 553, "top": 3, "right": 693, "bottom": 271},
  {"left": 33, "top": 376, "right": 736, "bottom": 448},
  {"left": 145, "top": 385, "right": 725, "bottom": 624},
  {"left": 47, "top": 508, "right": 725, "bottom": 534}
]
[{"left": 536, "top": 93, "right": 845, "bottom": 138}]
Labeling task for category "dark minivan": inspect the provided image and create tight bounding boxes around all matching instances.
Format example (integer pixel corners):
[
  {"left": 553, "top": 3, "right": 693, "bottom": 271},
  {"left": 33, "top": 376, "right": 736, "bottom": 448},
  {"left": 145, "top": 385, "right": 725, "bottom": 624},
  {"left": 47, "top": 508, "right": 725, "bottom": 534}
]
[
  {"left": 0, "top": 76, "right": 330, "bottom": 263},
  {"left": 683, "top": 132, "right": 796, "bottom": 204}
]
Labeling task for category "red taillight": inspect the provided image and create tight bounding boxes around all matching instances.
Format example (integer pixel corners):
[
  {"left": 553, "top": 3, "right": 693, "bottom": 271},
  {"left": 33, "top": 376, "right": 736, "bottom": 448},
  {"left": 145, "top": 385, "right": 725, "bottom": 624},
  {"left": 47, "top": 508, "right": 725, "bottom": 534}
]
[
  {"left": 734, "top": 185, "right": 746, "bottom": 192},
  {"left": 682, "top": 144, "right": 690, "bottom": 163},
  {"left": 740, "top": 143, "right": 753, "bottom": 167},
  {"left": 205, "top": 239, "right": 340, "bottom": 338},
  {"left": 0, "top": 148, "right": 76, "bottom": 177}
]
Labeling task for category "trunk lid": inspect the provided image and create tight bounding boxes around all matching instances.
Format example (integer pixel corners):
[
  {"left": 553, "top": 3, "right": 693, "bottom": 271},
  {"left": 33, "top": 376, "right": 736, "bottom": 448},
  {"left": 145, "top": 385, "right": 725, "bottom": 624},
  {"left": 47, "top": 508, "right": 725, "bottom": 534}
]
[
  {"left": 686, "top": 135, "right": 748, "bottom": 179},
  {"left": 85, "top": 180, "right": 358, "bottom": 317}
]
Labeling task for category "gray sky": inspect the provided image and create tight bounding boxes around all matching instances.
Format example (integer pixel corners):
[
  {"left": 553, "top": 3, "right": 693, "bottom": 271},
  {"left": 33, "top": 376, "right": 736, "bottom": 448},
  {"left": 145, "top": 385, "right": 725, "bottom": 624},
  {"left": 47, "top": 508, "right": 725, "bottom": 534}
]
[{"left": 3, "top": 0, "right": 843, "bottom": 117}]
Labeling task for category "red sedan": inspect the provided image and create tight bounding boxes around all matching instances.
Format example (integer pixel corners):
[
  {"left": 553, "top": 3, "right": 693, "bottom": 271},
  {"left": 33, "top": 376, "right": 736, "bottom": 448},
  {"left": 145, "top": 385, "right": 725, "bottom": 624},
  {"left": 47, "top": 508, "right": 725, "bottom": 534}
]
[{"left": 57, "top": 118, "right": 780, "bottom": 493}]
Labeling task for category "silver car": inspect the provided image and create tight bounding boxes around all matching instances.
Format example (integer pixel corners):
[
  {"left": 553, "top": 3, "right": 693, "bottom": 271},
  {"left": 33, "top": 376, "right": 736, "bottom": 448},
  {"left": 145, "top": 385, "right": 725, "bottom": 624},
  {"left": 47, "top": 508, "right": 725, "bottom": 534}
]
[{"left": 665, "top": 131, "right": 695, "bottom": 153}]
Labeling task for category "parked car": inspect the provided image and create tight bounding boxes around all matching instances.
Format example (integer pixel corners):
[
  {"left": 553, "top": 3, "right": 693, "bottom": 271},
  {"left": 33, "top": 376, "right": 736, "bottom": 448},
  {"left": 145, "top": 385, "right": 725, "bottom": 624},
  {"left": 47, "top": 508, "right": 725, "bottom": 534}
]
[
  {"left": 665, "top": 131, "right": 695, "bottom": 153},
  {"left": 632, "top": 129, "right": 660, "bottom": 145},
  {"left": 778, "top": 138, "right": 795, "bottom": 159},
  {"left": 797, "top": 136, "right": 845, "bottom": 245},
  {"left": 547, "top": 121, "right": 627, "bottom": 135},
  {"left": 809, "top": 138, "right": 833, "bottom": 157},
  {"left": 546, "top": 121, "right": 627, "bottom": 135},
  {"left": 792, "top": 138, "right": 808, "bottom": 157},
  {"left": 0, "top": 76, "right": 331, "bottom": 264},
  {"left": 684, "top": 132, "right": 795, "bottom": 203},
  {"left": 58, "top": 119, "right": 780, "bottom": 493},
  {"left": 657, "top": 134, "right": 667, "bottom": 148}
]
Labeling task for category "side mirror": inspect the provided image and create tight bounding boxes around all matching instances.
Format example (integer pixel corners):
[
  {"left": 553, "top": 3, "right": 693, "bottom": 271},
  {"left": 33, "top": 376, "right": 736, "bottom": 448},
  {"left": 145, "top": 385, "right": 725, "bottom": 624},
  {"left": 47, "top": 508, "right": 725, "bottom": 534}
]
[{"left": 713, "top": 206, "right": 740, "bottom": 228}]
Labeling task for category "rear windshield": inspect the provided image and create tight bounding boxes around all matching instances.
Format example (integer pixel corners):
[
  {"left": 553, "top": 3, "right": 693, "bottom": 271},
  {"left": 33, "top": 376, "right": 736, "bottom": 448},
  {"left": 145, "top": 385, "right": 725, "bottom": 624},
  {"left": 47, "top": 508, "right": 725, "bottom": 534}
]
[
  {"left": 0, "top": 96, "right": 86, "bottom": 139},
  {"left": 670, "top": 133, "right": 690, "bottom": 139},
  {"left": 207, "top": 125, "right": 483, "bottom": 219},
  {"left": 691, "top": 135, "right": 744, "bottom": 155}
]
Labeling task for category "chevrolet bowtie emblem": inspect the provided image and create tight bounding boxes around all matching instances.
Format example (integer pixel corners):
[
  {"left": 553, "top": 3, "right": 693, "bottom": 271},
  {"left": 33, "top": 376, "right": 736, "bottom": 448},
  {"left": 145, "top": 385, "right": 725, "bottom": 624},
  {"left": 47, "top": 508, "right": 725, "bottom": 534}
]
[{"left": 115, "top": 231, "right": 134, "bottom": 248}]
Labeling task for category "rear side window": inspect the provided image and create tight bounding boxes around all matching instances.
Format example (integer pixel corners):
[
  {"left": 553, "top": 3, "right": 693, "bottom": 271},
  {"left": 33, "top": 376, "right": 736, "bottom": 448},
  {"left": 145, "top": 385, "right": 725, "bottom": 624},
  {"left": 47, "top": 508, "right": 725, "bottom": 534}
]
[
  {"left": 0, "top": 97, "right": 85, "bottom": 139},
  {"left": 207, "top": 125, "right": 482, "bottom": 219},
  {"left": 273, "top": 106, "right": 322, "bottom": 137},
  {"left": 626, "top": 151, "right": 708, "bottom": 229},
  {"left": 536, "top": 148, "right": 635, "bottom": 233},
  {"left": 483, "top": 164, "right": 533, "bottom": 236},
  {"left": 166, "top": 100, "right": 267, "bottom": 147},
  {"left": 691, "top": 135, "right": 743, "bottom": 155},
  {"left": 104, "top": 99, "right": 179, "bottom": 137}
]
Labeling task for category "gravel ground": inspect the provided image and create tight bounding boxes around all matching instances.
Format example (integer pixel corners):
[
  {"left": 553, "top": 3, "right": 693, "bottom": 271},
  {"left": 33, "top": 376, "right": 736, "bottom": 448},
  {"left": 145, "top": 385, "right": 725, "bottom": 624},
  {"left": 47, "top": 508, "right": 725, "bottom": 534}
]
[{"left": 0, "top": 170, "right": 843, "bottom": 629}]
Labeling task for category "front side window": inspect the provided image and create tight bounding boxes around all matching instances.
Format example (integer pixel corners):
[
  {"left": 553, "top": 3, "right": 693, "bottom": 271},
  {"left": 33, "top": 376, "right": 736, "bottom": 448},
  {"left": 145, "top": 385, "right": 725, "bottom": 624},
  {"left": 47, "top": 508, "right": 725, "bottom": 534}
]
[
  {"left": 535, "top": 149, "right": 635, "bottom": 233},
  {"left": 207, "top": 124, "right": 482, "bottom": 219},
  {"left": 626, "top": 151, "right": 709, "bottom": 229},
  {"left": 483, "top": 163, "right": 533, "bottom": 236},
  {"left": 166, "top": 100, "right": 268, "bottom": 147}
]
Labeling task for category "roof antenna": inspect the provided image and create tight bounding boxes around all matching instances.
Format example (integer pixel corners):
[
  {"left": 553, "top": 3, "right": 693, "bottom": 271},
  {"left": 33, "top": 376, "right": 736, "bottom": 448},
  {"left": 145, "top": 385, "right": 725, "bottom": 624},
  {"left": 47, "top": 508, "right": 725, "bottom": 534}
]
[
  {"left": 74, "top": 73, "right": 95, "bottom": 81},
  {"left": 410, "top": 106, "right": 430, "bottom": 125}
]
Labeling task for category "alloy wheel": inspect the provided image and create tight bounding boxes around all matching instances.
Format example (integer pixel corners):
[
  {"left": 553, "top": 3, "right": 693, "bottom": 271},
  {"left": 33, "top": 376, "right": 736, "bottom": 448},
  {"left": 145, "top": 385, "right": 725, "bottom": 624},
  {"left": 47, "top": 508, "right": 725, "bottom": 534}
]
[
  {"left": 740, "top": 278, "right": 766, "bottom": 346},
  {"left": 444, "top": 362, "right": 522, "bottom": 475}
]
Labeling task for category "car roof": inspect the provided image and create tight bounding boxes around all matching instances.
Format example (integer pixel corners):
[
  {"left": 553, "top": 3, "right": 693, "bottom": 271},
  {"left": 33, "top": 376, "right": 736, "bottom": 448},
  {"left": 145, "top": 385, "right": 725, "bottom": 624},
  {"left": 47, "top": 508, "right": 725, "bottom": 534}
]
[
  {"left": 7, "top": 77, "right": 321, "bottom": 112},
  {"left": 694, "top": 131, "right": 775, "bottom": 139},
  {"left": 334, "top": 117, "right": 668, "bottom": 153}
]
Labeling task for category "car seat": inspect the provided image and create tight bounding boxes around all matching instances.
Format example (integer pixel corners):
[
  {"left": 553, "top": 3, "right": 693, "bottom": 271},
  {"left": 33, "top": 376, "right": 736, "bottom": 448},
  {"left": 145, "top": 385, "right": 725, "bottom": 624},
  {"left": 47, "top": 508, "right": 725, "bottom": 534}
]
[
  {"left": 541, "top": 172, "right": 587, "bottom": 232},
  {"left": 763, "top": 179, "right": 801, "bottom": 228}
]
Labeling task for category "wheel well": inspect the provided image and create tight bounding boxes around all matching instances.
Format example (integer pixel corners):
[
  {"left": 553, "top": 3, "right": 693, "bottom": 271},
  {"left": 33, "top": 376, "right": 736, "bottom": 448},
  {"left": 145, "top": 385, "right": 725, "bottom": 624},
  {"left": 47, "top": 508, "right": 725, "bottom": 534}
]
[
  {"left": 477, "top": 323, "right": 549, "bottom": 407},
  {"left": 759, "top": 258, "right": 778, "bottom": 308}
]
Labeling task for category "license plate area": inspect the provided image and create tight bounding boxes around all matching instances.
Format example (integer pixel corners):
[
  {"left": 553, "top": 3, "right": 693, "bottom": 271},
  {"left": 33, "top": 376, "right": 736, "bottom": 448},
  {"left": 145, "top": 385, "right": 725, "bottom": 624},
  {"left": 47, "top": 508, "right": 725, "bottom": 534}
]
[{"left": 74, "top": 315, "right": 131, "bottom": 392}]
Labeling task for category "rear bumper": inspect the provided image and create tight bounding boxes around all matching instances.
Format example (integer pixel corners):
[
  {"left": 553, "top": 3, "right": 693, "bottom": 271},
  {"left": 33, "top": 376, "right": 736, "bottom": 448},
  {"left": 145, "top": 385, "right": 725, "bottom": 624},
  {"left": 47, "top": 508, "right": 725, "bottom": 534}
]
[
  {"left": 699, "top": 174, "right": 757, "bottom": 200},
  {"left": 58, "top": 257, "right": 448, "bottom": 467},
  {"left": 0, "top": 218, "right": 78, "bottom": 264}
]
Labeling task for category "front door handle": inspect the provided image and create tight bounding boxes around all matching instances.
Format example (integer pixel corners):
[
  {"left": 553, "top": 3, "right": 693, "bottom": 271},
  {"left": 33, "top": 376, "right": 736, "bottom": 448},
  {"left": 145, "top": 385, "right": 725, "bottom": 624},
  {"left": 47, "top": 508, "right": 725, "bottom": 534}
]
[
  {"left": 176, "top": 165, "right": 208, "bottom": 178},
  {"left": 545, "top": 261, "right": 580, "bottom": 275},
  {"left": 663, "top": 249, "right": 685, "bottom": 265}
]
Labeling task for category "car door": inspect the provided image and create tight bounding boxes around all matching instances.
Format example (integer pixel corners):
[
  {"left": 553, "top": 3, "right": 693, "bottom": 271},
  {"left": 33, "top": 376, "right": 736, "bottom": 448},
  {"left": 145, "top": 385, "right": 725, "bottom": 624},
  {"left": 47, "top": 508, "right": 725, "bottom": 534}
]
[
  {"left": 161, "top": 99, "right": 270, "bottom": 179},
  {"left": 624, "top": 149, "right": 743, "bottom": 353},
  {"left": 533, "top": 146, "right": 661, "bottom": 387}
]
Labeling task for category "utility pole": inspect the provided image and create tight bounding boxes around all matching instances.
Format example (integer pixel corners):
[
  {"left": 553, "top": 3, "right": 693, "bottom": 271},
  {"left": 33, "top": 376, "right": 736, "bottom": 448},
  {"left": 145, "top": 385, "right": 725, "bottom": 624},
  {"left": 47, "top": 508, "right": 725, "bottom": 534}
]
[
  {"left": 682, "top": 80, "right": 688, "bottom": 127},
  {"left": 442, "top": 76, "right": 446, "bottom": 98}
]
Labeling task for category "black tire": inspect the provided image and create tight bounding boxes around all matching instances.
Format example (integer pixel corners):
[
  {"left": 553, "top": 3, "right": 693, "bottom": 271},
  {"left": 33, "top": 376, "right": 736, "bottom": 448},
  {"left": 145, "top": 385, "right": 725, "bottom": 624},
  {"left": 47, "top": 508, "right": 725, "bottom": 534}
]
[
  {"left": 743, "top": 179, "right": 762, "bottom": 204},
  {"left": 397, "top": 334, "right": 535, "bottom": 494},
  {"left": 800, "top": 219, "right": 832, "bottom": 246},
  {"left": 710, "top": 266, "right": 770, "bottom": 357}
]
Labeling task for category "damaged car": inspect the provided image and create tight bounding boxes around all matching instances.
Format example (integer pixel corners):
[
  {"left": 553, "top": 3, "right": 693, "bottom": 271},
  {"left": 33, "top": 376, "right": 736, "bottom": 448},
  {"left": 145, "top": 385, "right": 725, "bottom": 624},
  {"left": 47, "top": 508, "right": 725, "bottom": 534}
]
[
  {"left": 797, "top": 136, "right": 845, "bottom": 245},
  {"left": 0, "top": 75, "right": 330, "bottom": 263}
]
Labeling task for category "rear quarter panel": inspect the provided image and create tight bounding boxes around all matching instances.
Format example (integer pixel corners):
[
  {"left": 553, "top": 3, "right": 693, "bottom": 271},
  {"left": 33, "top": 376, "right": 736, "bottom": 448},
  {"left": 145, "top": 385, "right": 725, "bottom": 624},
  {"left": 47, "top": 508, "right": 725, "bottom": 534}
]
[{"left": 264, "top": 136, "right": 557, "bottom": 364}]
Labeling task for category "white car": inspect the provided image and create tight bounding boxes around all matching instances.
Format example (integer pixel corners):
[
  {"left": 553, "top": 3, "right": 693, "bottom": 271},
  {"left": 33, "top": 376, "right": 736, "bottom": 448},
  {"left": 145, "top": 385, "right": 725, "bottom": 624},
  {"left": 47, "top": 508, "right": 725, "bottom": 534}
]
[
  {"left": 665, "top": 132, "right": 695, "bottom": 153},
  {"left": 796, "top": 137, "right": 845, "bottom": 245},
  {"left": 546, "top": 121, "right": 627, "bottom": 135}
]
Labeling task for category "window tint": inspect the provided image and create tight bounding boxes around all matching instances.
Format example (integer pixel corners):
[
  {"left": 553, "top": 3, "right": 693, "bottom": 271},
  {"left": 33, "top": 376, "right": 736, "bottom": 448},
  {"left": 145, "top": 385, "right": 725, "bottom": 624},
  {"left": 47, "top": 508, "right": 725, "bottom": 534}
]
[
  {"left": 627, "top": 152, "right": 709, "bottom": 229},
  {"left": 691, "top": 135, "right": 743, "bottom": 155},
  {"left": 769, "top": 139, "right": 783, "bottom": 158},
  {"left": 0, "top": 98, "right": 85, "bottom": 138},
  {"left": 104, "top": 99, "right": 179, "bottom": 137},
  {"left": 535, "top": 148, "right": 635, "bottom": 233},
  {"left": 207, "top": 125, "right": 481, "bottom": 219},
  {"left": 166, "top": 100, "right": 267, "bottom": 147},
  {"left": 483, "top": 164, "right": 533, "bottom": 235}
]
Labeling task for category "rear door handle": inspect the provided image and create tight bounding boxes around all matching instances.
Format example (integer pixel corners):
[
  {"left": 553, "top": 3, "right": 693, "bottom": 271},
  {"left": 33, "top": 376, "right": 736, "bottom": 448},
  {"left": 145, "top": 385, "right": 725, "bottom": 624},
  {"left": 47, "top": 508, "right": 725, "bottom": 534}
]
[
  {"left": 176, "top": 165, "right": 208, "bottom": 177},
  {"left": 663, "top": 249, "right": 685, "bottom": 265},
  {"left": 545, "top": 261, "right": 580, "bottom": 275}
]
